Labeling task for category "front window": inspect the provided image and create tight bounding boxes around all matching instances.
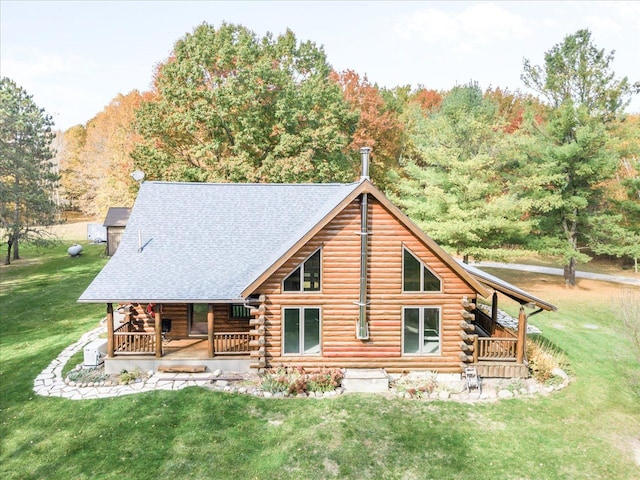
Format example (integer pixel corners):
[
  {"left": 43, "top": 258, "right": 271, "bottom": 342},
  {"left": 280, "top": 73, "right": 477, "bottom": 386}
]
[
  {"left": 284, "top": 249, "right": 321, "bottom": 292},
  {"left": 403, "top": 248, "right": 441, "bottom": 292},
  {"left": 403, "top": 307, "right": 441, "bottom": 355},
  {"left": 283, "top": 307, "right": 321, "bottom": 355}
]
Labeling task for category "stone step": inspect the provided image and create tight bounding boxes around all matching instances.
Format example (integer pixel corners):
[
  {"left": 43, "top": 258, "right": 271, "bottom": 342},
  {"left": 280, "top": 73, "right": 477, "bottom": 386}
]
[{"left": 341, "top": 369, "right": 389, "bottom": 393}]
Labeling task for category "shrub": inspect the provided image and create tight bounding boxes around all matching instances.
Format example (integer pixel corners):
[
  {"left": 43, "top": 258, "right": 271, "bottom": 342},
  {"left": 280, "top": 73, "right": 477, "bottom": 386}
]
[
  {"left": 66, "top": 366, "right": 110, "bottom": 384},
  {"left": 527, "top": 338, "right": 567, "bottom": 383},
  {"left": 118, "top": 368, "right": 145, "bottom": 385},
  {"left": 306, "top": 368, "right": 343, "bottom": 393},
  {"left": 392, "top": 372, "right": 439, "bottom": 398},
  {"left": 259, "top": 366, "right": 342, "bottom": 395}
]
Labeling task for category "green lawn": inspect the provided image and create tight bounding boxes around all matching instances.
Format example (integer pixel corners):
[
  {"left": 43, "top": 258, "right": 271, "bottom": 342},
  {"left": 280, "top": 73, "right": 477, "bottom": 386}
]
[{"left": 1, "top": 243, "right": 639, "bottom": 479}]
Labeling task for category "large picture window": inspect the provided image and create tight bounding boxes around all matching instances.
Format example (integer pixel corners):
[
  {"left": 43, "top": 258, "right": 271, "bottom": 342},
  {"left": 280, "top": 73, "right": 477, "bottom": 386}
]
[
  {"left": 283, "top": 307, "right": 321, "bottom": 355},
  {"left": 284, "top": 249, "right": 321, "bottom": 292},
  {"left": 403, "top": 307, "right": 441, "bottom": 355},
  {"left": 403, "top": 248, "right": 441, "bottom": 292}
]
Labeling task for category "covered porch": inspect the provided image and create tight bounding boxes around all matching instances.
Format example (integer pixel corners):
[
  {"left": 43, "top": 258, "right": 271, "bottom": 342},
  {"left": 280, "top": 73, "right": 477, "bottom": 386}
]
[
  {"left": 458, "top": 262, "right": 557, "bottom": 378},
  {"left": 102, "top": 299, "right": 265, "bottom": 373}
]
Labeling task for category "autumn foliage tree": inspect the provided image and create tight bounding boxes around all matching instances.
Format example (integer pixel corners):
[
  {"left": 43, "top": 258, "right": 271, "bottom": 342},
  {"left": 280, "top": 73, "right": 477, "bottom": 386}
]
[
  {"left": 58, "top": 91, "right": 147, "bottom": 217},
  {"left": 331, "top": 70, "right": 403, "bottom": 186},
  {"left": 133, "top": 23, "right": 358, "bottom": 183}
]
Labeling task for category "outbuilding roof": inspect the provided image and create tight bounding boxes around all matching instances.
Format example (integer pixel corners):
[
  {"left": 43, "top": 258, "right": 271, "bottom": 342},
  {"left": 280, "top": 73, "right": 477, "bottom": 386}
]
[{"left": 102, "top": 207, "right": 131, "bottom": 227}]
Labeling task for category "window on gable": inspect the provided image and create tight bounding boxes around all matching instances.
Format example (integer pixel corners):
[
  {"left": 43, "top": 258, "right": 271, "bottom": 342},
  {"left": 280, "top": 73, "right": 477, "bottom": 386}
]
[
  {"left": 283, "top": 307, "right": 321, "bottom": 355},
  {"left": 284, "top": 249, "right": 321, "bottom": 292},
  {"left": 403, "top": 307, "right": 441, "bottom": 355},
  {"left": 403, "top": 248, "right": 441, "bottom": 292}
]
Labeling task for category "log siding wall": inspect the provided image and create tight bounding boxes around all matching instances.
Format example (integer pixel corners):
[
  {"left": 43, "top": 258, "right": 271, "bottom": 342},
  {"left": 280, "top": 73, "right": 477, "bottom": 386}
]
[
  {"left": 256, "top": 197, "right": 477, "bottom": 373},
  {"left": 129, "top": 303, "right": 250, "bottom": 339}
]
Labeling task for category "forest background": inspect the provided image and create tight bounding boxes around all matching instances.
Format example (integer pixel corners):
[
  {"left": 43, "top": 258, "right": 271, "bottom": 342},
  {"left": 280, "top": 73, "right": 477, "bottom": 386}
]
[{"left": 2, "top": 21, "right": 639, "bottom": 285}]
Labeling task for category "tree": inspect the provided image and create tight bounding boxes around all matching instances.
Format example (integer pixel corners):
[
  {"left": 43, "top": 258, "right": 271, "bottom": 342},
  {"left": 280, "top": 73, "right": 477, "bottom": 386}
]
[
  {"left": 390, "top": 82, "right": 531, "bottom": 261},
  {"left": 331, "top": 70, "right": 403, "bottom": 187},
  {"left": 521, "top": 29, "right": 639, "bottom": 285},
  {"left": 0, "top": 77, "right": 59, "bottom": 264},
  {"left": 133, "top": 23, "right": 358, "bottom": 183},
  {"left": 590, "top": 115, "right": 640, "bottom": 271},
  {"left": 58, "top": 124, "right": 87, "bottom": 210},
  {"left": 78, "top": 91, "right": 146, "bottom": 217}
]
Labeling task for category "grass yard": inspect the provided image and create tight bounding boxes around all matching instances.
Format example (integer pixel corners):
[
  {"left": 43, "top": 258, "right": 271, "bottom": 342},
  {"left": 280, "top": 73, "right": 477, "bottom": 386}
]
[{"left": 1, "top": 241, "right": 639, "bottom": 479}]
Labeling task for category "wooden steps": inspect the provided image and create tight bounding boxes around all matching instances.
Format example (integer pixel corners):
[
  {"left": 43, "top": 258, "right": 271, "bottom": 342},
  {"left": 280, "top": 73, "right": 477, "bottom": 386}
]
[{"left": 157, "top": 365, "right": 206, "bottom": 373}]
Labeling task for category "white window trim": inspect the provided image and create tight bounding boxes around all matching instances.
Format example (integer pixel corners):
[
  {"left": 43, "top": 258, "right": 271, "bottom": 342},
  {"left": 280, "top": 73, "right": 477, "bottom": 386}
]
[
  {"left": 282, "top": 306, "right": 322, "bottom": 356},
  {"left": 401, "top": 246, "right": 442, "bottom": 293},
  {"left": 282, "top": 247, "right": 323, "bottom": 293},
  {"left": 401, "top": 306, "right": 442, "bottom": 356}
]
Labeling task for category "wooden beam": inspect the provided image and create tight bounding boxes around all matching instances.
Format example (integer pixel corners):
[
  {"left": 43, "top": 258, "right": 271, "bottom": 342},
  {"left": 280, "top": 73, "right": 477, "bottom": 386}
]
[
  {"left": 516, "top": 306, "right": 527, "bottom": 363},
  {"left": 155, "top": 306, "right": 162, "bottom": 358},
  {"left": 106, "top": 303, "right": 114, "bottom": 358},
  {"left": 207, "top": 303, "right": 215, "bottom": 358}
]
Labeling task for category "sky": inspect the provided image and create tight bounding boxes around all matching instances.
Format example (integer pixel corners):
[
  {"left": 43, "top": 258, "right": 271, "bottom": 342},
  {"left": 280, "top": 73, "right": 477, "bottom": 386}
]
[{"left": 2, "top": 0, "right": 639, "bottom": 131}]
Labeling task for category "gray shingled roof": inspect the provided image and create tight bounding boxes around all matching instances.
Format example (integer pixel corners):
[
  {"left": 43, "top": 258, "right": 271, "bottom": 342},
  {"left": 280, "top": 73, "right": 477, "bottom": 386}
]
[
  {"left": 103, "top": 207, "right": 131, "bottom": 227},
  {"left": 79, "top": 181, "right": 361, "bottom": 303}
]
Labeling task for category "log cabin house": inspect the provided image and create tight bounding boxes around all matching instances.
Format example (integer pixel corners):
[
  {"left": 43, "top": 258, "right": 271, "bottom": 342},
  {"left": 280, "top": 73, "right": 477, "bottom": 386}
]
[{"left": 79, "top": 149, "right": 556, "bottom": 378}]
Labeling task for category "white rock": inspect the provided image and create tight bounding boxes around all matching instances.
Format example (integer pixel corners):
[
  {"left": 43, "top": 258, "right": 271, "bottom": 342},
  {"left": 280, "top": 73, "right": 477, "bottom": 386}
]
[
  {"left": 438, "top": 391, "right": 450, "bottom": 400},
  {"left": 213, "top": 369, "right": 222, "bottom": 377},
  {"left": 550, "top": 368, "right": 569, "bottom": 380},
  {"left": 498, "top": 390, "right": 514, "bottom": 399}
]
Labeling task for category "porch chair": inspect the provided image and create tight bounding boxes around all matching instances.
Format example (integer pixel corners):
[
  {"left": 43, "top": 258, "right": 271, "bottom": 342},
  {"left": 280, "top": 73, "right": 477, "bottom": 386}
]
[
  {"left": 161, "top": 318, "right": 172, "bottom": 344},
  {"left": 464, "top": 366, "right": 481, "bottom": 394}
]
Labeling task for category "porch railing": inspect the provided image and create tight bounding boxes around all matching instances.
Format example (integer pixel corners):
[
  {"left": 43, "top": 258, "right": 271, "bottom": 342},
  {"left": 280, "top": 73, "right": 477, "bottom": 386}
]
[
  {"left": 214, "top": 332, "right": 250, "bottom": 354},
  {"left": 477, "top": 337, "right": 517, "bottom": 361},
  {"left": 113, "top": 322, "right": 155, "bottom": 354},
  {"left": 111, "top": 324, "right": 250, "bottom": 356}
]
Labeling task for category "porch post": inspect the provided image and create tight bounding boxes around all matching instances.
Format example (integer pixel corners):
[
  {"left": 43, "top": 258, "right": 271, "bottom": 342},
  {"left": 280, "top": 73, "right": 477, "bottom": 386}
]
[
  {"left": 155, "top": 305, "right": 162, "bottom": 358},
  {"left": 516, "top": 306, "right": 527, "bottom": 363},
  {"left": 207, "top": 303, "right": 215, "bottom": 358},
  {"left": 106, "top": 303, "right": 114, "bottom": 358}
]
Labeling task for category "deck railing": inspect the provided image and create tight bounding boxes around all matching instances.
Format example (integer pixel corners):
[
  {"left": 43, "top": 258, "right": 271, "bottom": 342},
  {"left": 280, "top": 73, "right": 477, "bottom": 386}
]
[
  {"left": 477, "top": 337, "right": 517, "bottom": 361},
  {"left": 214, "top": 332, "right": 250, "bottom": 354},
  {"left": 111, "top": 324, "right": 250, "bottom": 356},
  {"left": 113, "top": 322, "right": 155, "bottom": 354}
]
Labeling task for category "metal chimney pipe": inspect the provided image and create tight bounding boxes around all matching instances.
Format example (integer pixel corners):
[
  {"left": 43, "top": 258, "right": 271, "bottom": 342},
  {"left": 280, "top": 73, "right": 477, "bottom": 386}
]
[{"left": 360, "top": 147, "right": 371, "bottom": 181}]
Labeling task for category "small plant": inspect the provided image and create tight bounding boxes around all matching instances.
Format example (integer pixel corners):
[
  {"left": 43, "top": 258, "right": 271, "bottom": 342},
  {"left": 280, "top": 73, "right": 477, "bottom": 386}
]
[
  {"left": 497, "top": 378, "right": 525, "bottom": 394},
  {"left": 260, "top": 366, "right": 296, "bottom": 394},
  {"left": 259, "top": 366, "right": 342, "bottom": 395},
  {"left": 66, "top": 366, "right": 110, "bottom": 384},
  {"left": 306, "top": 368, "right": 343, "bottom": 393},
  {"left": 118, "top": 368, "right": 145, "bottom": 385},
  {"left": 393, "top": 372, "right": 439, "bottom": 398},
  {"left": 527, "top": 338, "right": 567, "bottom": 383}
]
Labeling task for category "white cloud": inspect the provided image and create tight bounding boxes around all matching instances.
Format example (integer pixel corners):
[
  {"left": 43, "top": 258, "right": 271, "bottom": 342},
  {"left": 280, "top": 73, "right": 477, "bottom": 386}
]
[
  {"left": 2, "top": 47, "right": 98, "bottom": 83},
  {"left": 583, "top": 15, "right": 623, "bottom": 34},
  {"left": 393, "top": 2, "right": 531, "bottom": 54}
]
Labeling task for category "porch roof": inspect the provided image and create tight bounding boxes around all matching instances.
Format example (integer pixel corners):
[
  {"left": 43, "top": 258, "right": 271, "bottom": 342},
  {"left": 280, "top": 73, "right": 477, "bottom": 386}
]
[
  {"left": 79, "top": 181, "right": 362, "bottom": 303},
  {"left": 458, "top": 261, "right": 558, "bottom": 312}
]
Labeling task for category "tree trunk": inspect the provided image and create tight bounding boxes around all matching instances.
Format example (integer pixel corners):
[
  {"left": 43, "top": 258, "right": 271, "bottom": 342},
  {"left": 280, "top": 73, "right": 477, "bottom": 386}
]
[
  {"left": 13, "top": 236, "right": 19, "bottom": 260},
  {"left": 564, "top": 257, "right": 576, "bottom": 286},
  {"left": 5, "top": 239, "right": 12, "bottom": 265},
  {"left": 463, "top": 254, "right": 469, "bottom": 264}
]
